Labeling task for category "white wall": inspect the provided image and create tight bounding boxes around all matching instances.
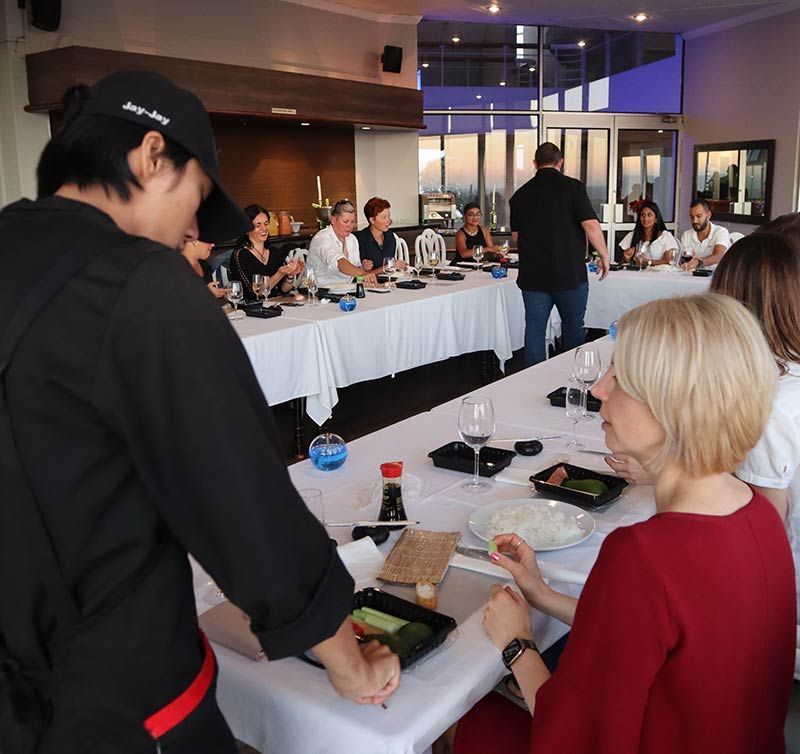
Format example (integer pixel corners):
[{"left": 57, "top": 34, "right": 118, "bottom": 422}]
[
  {"left": 354, "top": 130, "right": 420, "bottom": 227},
  {"left": 681, "top": 9, "right": 800, "bottom": 234},
  {"left": 0, "top": 0, "right": 419, "bottom": 206}
]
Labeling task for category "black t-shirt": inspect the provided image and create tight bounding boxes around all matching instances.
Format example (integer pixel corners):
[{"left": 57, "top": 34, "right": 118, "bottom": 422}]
[
  {"left": 354, "top": 226, "right": 397, "bottom": 270},
  {"left": 1, "top": 197, "right": 352, "bottom": 666},
  {"left": 228, "top": 243, "right": 285, "bottom": 298},
  {"left": 509, "top": 167, "right": 597, "bottom": 292}
]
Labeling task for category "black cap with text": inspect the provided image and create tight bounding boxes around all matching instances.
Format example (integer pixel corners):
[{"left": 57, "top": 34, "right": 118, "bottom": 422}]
[{"left": 81, "top": 69, "right": 248, "bottom": 243}]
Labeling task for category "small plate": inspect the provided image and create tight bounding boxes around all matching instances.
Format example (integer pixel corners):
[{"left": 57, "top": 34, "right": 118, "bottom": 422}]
[{"left": 468, "top": 498, "right": 595, "bottom": 552}]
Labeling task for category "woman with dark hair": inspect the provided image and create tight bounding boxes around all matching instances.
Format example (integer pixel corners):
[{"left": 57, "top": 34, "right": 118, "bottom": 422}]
[
  {"left": 181, "top": 233, "right": 228, "bottom": 299},
  {"left": 619, "top": 200, "right": 677, "bottom": 265},
  {"left": 455, "top": 203, "right": 502, "bottom": 260},
  {"left": 354, "top": 197, "right": 408, "bottom": 273},
  {"left": 229, "top": 204, "right": 304, "bottom": 299}
]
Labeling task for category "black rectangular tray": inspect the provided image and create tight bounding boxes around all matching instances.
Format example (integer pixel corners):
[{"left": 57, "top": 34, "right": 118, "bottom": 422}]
[
  {"left": 243, "top": 304, "right": 282, "bottom": 319},
  {"left": 435, "top": 271, "right": 465, "bottom": 281},
  {"left": 608, "top": 262, "right": 623, "bottom": 271},
  {"left": 692, "top": 268, "right": 713, "bottom": 277},
  {"left": 354, "top": 588, "right": 457, "bottom": 669},
  {"left": 547, "top": 386, "right": 602, "bottom": 412},
  {"left": 530, "top": 462, "right": 628, "bottom": 510},
  {"left": 395, "top": 279, "right": 427, "bottom": 290},
  {"left": 428, "top": 441, "right": 516, "bottom": 477}
]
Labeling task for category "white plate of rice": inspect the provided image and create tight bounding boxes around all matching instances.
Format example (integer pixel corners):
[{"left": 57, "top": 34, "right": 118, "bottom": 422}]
[{"left": 468, "top": 498, "right": 595, "bottom": 552}]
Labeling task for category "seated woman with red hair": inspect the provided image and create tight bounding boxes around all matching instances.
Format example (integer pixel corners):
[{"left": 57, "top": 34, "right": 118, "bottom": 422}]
[{"left": 354, "top": 197, "right": 408, "bottom": 274}]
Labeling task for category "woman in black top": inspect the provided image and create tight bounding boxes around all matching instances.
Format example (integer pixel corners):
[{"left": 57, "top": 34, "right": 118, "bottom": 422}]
[
  {"left": 181, "top": 236, "right": 228, "bottom": 299},
  {"left": 354, "top": 197, "right": 408, "bottom": 273},
  {"left": 229, "top": 204, "right": 304, "bottom": 299},
  {"left": 455, "top": 203, "right": 501, "bottom": 260}
]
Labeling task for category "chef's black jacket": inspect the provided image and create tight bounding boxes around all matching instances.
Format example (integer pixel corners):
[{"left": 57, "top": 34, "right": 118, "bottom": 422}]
[{"left": 0, "top": 196, "right": 353, "bottom": 752}]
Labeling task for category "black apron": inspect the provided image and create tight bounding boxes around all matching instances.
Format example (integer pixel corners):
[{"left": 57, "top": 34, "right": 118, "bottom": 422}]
[{"left": 0, "top": 240, "right": 237, "bottom": 754}]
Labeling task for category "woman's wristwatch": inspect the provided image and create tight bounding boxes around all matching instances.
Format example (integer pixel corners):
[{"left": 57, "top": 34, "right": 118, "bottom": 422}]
[{"left": 502, "top": 638, "right": 539, "bottom": 669}]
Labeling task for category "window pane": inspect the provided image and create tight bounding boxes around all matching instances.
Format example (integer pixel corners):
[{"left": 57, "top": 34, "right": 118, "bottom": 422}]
[
  {"left": 419, "top": 135, "right": 444, "bottom": 193},
  {"left": 617, "top": 129, "right": 677, "bottom": 221},
  {"left": 444, "top": 134, "right": 479, "bottom": 212},
  {"left": 546, "top": 128, "right": 609, "bottom": 216},
  {"left": 541, "top": 28, "right": 682, "bottom": 113},
  {"left": 418, "top": 21, "right": 539, "bottom": 111}
]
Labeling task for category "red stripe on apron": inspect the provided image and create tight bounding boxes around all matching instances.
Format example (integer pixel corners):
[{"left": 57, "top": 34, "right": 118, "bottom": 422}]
[{"left": 143, "top": 630, "right": 216, "bottom": 740}]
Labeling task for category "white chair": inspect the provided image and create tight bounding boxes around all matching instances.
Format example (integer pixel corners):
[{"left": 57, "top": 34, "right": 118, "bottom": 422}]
[
  {"left": 414, "top": 228, "right": 447, "bottom": 267},
  {"left": 729, "top": 231, "right": 745, "bottom": 245},
  {"left": 215, "top": 264, "right": 230, "bottom": 287},
  {"left": 394, "top": 234, "right": 410, "bottom": 265}
]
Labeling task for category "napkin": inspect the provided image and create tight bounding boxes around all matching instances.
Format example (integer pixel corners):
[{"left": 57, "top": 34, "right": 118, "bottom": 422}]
[
  {"left": 494, "top": 467, "right": 533, "bottom": 487},
  {"left": 336, "top": 537, "right": 385, "bottom": 587},
  {"left": 449, "top": 553, "right": 512, "bottom": 580}
]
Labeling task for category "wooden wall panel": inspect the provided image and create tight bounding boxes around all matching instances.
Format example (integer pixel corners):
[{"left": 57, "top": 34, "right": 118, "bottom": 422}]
[{"left": 213, "top": 117, "right": 356, "bottom": 231}]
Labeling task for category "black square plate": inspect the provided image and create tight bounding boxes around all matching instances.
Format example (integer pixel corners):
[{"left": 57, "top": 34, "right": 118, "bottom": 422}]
[
  {"left": 547, "top": 386, "right": 602, "bottom": 413},
  {"left": 530, "top": 462, "right": 627, "bottom": 510},
  {"left": 428, "top": 441, "right": 516, "bottom": 477},
  {"left": 395, "top": 279, "right": 427, "bottom": 290},
  {"left": 243, "top": 304, "right": 283, "bottom": 319}
]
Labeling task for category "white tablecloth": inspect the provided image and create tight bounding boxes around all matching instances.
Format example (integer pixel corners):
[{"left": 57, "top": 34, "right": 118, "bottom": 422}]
[
  {"left": 196, "top": 339, "right": 657, "bottom": 754},
  {"left": 585, "top": 268, "right": 711, "bottom": 329}
]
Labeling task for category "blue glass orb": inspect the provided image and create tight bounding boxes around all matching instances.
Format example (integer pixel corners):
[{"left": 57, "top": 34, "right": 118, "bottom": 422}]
[{"left": 309, "top": 432, "right": 348, "bottom": 471}]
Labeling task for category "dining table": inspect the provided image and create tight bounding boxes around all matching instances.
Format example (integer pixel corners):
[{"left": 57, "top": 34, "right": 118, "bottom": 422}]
[{"left": 193, "top": 337, "right": 657, "bottom": 754}]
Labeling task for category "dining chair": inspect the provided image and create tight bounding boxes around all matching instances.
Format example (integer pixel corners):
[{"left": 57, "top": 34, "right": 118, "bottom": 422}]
[
  {"left": 729, "top": 231, "right": 745, "bottom": 245},
  {"left": 394, "top": 234, "right": 410, "bottom": 265},
  {"left": 414, "top": 228, "right": 447, "bottom": 267}
]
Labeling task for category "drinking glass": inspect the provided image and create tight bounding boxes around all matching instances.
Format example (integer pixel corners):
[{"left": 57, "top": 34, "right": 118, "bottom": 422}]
[
  {"left": 226, "top": 280, "right": 244, "bottom": 319},
  {"left": 458, "top": 396, "right": 496, "bottom": 493},
  {"left": 252, "top": 274, "right": 271, "bottom": 307},
  {"left": 298, "top": 488, "right": 325, "bottom": 525},
  {"left": 428, "top": 248, "right": 441, "bottom": 283},
  {"left": 572, "top": 345, "right": 601, "bottom": 421},
  {"left": 681, "top": 251, "right": 694, "bottom": 269},
  {"left": 634, "top": 246, "right": 647, "bottom": 270},
  {"left": 304, "top": 268, "right": 319, "bottom": 306},
  {"left": 383, "top": 256, "right": 397, "bottom": 289},
  {"left": 473, "top": 245, "right": 484, "bottom": 265},
  {"left": 565, "top": 378, "right": 586, "bottom": 449},
  {"left": 668, "top": 248, "right": 680, "bottom": 271}
]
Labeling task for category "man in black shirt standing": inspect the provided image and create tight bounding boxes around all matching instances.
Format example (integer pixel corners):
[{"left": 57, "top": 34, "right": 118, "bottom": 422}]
[
  {"left": 0, "top": 71, "right": 398, "bottom": 754},
  {"left": 509, "top": 142, "right": 610, "bottom": 365}
]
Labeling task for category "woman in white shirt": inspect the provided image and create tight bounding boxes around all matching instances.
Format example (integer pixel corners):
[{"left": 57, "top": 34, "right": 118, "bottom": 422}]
[{"left": 619, "top": 201, "right": 678, "bottom": 266}]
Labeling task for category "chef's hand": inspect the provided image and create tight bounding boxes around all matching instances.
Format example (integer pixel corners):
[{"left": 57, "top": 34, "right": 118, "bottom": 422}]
[
  {"left": 604, "top": 453, "right": 653, "bottom": 485},
  {"left": 597, "top": 254, "right": 610, "bottom": 280},
  {"left": 489, "top": 534, "right": 547, "bottom": 609},
  {"left": 363, "top": 271, "right": 378, "bottom": 286},
  {"left": 483, "top": 585, "right": 533, "bottom": 651},
  {"left": 352, "top": 641, "right": 401, "bottom": 705},
  {"left": 362, "top": 259, "right": 374, "bottom": 271}
]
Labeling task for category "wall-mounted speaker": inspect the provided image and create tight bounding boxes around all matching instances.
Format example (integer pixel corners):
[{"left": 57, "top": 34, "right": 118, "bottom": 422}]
[
  {"left": 30, "top": 0, "right": 61, "bottom": 31},
  {"left": 381, "top": 45, "right": 403, "bottom": 74}
]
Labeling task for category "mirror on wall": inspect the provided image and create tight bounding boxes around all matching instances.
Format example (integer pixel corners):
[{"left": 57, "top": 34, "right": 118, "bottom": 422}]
[{"left": 693, "top": 140, "right": 774, "bottom": 224}]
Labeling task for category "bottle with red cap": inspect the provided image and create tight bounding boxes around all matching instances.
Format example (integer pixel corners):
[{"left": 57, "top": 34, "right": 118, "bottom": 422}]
[{"left": 378, "top": 461, "right": 408, "bottom": 529}]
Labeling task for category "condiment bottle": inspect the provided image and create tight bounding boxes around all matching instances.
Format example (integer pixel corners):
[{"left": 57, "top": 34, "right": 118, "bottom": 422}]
[
  {"left": 355, "top": 276, "right": 366, "bottom": 298},
  {"left": 278, "top": 211, "right": 293, "bottom": 236},
  {"left": 378, "top": 462, "right": 407, "bottom": 529}
]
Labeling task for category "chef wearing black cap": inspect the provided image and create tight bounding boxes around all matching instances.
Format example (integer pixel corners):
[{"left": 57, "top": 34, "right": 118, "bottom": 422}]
[{"left": 0, "top": 71, "right": 399, "bottom": 754}]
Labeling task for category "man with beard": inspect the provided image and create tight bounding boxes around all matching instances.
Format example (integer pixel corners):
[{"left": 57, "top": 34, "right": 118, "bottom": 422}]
[{"left": 680, "top": 198, "right": 731, "bottom": 270}]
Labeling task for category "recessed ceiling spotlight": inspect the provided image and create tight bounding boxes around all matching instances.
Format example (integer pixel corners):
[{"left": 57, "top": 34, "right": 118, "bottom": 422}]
[
  {"left": 577, "top": 40, "right": 587, "bottom": 48},
  {"left": 499, "top": 81, "right": 506, "bottom": 86},
  {"left": 421, "top": 62, "right": 430, "bottom": 68},
  {"left": 528, "top": 66, "right": 536, "bottom": 72},
  {"left": 361, "top": 126, "right": 371, "bottom": 130},
  {"left": 451, "top": 35, "right": 461, "bottom": 43},
  {"left": 487, "top": 4, "right": 501, "bottom": 13},
  {"left": 300, "top": 122, "right": 310, "bottom": 126},
  {"left": 476, "top": 94, "right": 483, "bottom": 99},
  {"left": 634, "top": 12, "right": 648, "bottom": 22},
  {"left": 658, "top": 129, "right": 664, "bottom": 133}
]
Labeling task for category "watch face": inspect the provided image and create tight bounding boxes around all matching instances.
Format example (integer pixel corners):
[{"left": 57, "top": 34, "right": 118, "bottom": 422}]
[{"left": 502, "top": 639, "right": 523, "bottom": 668}]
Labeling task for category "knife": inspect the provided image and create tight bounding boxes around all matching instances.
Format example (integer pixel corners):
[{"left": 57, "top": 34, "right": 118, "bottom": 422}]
[{"left": 455, "top": 545, "right": 494, "bottom": 562}]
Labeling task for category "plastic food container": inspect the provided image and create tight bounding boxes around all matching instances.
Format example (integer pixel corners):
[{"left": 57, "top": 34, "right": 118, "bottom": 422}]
[
  {"left": 428, "top": 441, "right": 516, "bottom": 477},
  {"left": 530, "top": 462, "right": 628, "bottom": 510}
]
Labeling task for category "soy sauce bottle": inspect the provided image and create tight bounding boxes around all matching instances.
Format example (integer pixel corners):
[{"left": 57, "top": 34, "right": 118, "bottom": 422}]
[
  {"left": 378, "top": 462, "right": 407, "bottom": 530},
  {"left": 355, "top": 276, "right": 366, "bottom": 299}
]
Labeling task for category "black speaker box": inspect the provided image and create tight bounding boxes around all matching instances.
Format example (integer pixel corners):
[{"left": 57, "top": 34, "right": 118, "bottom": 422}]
[
  {"left": 381, "top": 45, "right": 403, "bottom": 74},
  {"left": 30, "top": 0, "right": 61, "bottom": 31}
]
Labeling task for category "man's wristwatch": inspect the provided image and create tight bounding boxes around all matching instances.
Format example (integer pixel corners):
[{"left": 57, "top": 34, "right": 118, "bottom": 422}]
[
  {"left": 502, "top": 638, "right": 539, "bottom": 669},
  {"left": 696, "top": 258, "right": 704, "bottom": 268}
]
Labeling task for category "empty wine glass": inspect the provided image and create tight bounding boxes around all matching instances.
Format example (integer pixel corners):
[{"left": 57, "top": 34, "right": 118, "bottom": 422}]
[
  {"left": 573, "top": 345, "right": 601, "bottom": 421},
  {"left": 634, "top": 246, "right": 647, "bottom": 270},
  {"left": 227, "top": 280, "right": 244, "bottom": 319},
  {"left": 458, "top": 396, "right": 496, "bottom": 493},
  {"left": 473, "top": 245, "right": 484, "bottom": 265},
  {"left": 304, "top": 268, "right": 319, "bottom": 306},
  {"left": 565, "top": 378, "right": 586, "bottom": 449},
  {"left": 383, "top": 256, "right": 397, "bottom": 289}
]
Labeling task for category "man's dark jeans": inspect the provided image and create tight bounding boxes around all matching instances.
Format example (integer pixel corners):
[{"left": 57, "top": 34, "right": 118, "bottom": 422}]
[{"left": 522, "top": 282, "right": 589, "bottom": 366}]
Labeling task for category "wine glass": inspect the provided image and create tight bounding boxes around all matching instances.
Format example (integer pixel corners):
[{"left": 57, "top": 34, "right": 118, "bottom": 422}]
[
  {"left": 304, "top": 268, "right": 319, "bottom": 306},
  {"left": 572, "top": 345, "right": 601, "bottom": 421},
  {"left": 383, "top": 256, "right": 397, "bottom": 289},
  {"left": 473, "top": 245, "right": 484, "bottom": 265},
  {"left": 668, "top": 248, "right": 680, "bottom": 271},
  {"left": 252, "top": 274, "right": 269, "bottom": 307},
  {"left": 428, "top": 248, "right": 441, "bottom": 282},
  {"left": 634, "top": 245, "right": 647, "bottom": 271},
  {"left": 226, "top": 280, "right": 244, "bottom": 319},
  {"left": 458, "top": 396, "right": 496, "bottom": 493},
  {"left": 565, "top": 378, "right": 586, "bottom": 449}
]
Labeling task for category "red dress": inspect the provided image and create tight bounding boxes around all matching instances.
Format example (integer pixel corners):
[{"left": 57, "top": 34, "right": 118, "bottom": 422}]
[{"left": 455, "top": 491, "right": 795, "bottom": 754}]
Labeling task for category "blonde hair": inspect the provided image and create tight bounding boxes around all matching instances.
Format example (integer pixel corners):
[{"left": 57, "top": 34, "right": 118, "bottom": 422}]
[{"left": 614, "top": 293, "right": 777, "bottom": 476}]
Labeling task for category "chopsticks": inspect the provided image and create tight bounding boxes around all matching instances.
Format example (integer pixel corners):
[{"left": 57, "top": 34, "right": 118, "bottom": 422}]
[
  {"left": 325, "top": 520, "right": 420, "bottom": 528},
  {"left": 492, "top": 435, "right": 561, "bottom": 443}
]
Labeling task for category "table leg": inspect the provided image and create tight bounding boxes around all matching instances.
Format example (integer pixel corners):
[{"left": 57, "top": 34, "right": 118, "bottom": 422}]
[{"left": 294, "top": 397, "right": 307, "bottom": 460}]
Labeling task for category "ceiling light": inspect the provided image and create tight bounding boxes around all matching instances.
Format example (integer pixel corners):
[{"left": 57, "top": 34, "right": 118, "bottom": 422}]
[
  {"left": 577, "top": 40, "right": 587, "bottom": 48},
  {"left": 421, "top": 62, "right": 430, "bottom": 68},
  {"left": 487, "top": 4, "right": 501, "bottom": 13},
  {"left": 475, "top": 94, "right": 482, "bottom": 99},
  {"left": 499, "top": 81, "right": 506, "bottom": 86},
  {"left": 634, "top": 12, "right": 648, "bottom": 22},
  {"left": 528, "top": 66, "right": 536, "bottom": 72},
  {"left": 300, "top": 122, "right": 310, "bottom": 126},
  {"left": 361, "top": 126, "right": 371, "bottom": 130},
  {"left": 451, "top": 35, "right": 461, "bottom": 43},
  {"left": 658, "top": 129, "right": 664, "bottom": 133}
]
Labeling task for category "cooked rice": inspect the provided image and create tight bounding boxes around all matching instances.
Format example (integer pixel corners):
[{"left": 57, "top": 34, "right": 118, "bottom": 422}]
[{"left": 487, "top": 504, "right": 583, "bottom": 549}]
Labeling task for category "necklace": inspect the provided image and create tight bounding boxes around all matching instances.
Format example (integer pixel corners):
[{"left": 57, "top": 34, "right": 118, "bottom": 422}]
[
  {"left": 250, "top": 244, "right": 268, "bottom": 264},
  {"left": 463, "top": 226, "right": 479, "bottom": 237}
]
